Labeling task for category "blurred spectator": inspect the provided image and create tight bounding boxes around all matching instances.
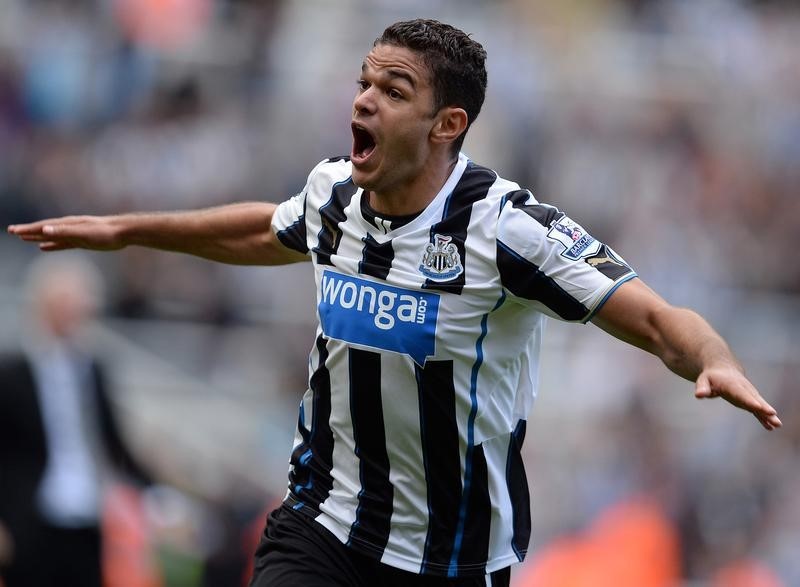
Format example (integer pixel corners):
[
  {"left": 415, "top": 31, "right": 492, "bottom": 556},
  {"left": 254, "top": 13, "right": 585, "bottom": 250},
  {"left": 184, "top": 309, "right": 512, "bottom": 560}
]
[
  {"left": 102, "top": 484, "right": 162, "bottom": 587},
  {"left": 0, "top": 1, "right": 798, "bottom": 584},
  {"left": 514, "top": 496, "right": 681, "bottom": 587},
  {"left": 0, "top": 253, "right": 152, "bottom": 587},
  {"left": 711, "top": 558, "right": 785, "bottom": 587}
]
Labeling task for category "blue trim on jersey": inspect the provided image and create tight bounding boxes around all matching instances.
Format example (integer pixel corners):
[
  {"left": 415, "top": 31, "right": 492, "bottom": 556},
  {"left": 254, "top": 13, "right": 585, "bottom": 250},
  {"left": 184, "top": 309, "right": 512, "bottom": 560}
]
[
  {"left": 582, "top": 273, "right": 638, "bottom": 323},
  {"left": 292, "top": 402, "right": 314, "bottom": 498},
  {"left": 496, "top": 238, "right": 525, "bottom": 262},
  {"left": 499, "top": 191, "right": 511, "bottom": 212},
  {"left": 290, "top": 364, "right": 316, "bottom": 501},
  {"left": 294, "top": 479, "right": 313, "bottom": 495},
  {"left": 304, "top": 364, "right": 318, "bottom": 498},
  {"left": 277, "top": 216, "right": 304, "bottom": 235},
  {"left": 288, "top": 401, "right": 309, "bottom": 463},
  {"left": 448, "top": 291, "right": 506, "bottom": 577}
]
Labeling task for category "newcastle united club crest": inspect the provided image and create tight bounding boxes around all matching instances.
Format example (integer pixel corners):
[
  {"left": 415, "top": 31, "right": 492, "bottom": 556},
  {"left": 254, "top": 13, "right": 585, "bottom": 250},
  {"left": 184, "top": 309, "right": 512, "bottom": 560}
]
[{"left": 419, "top": 234, "right": 463, "bottom": 281}]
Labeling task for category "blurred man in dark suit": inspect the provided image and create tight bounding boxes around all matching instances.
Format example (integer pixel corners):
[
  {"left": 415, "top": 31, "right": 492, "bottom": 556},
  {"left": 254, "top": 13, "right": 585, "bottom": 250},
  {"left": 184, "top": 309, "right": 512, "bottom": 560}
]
[{"left": 0, "top": 254, "right": 151, "bottom": 587}]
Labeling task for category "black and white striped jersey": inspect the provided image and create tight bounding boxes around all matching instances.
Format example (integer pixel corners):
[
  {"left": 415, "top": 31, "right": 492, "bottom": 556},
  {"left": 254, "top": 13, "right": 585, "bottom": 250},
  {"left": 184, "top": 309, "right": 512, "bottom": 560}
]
[{"left": 271, "top": 153, "right": 636, "bottom": 577}]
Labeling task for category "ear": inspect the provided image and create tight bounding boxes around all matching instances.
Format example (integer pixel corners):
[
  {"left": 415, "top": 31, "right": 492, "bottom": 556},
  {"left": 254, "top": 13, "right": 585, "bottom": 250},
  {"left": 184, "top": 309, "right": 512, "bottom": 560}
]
[{"left": 430, "top": 107, "right": 468, "bottom": 147}]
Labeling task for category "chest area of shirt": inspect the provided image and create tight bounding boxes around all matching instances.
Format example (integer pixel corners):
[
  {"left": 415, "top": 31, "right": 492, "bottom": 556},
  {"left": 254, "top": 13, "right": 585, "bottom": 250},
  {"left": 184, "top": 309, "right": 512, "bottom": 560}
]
[
  {"left": 313, "top": 212, "right": 500, "bottom": 289},
  {"left": 313, "top": 258, "right": 503, "bottom": 366}
]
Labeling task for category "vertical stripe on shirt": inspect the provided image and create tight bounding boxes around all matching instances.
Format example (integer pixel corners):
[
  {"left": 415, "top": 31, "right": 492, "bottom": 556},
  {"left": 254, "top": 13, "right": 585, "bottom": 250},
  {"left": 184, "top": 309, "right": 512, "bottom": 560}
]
[
  {"left": 505, "top": 419, "right": 530, "bottom": 560},
  {"left": 415, "top": 360, "right": 461, "bottom": 573},
  {"left": 449, "top": 293, "right": 504, "bottom": 576},
  {"left": 423, "top": 163, "right": 496, "bottom": 294},
  {"left": 455, "top": 442, "right": 491, "bottom": 573},
  {"left": 315, "top": 179, "right": 357, "bottom": 266},
  {"left": 489, "top": 566, "right": 511, "bottom": 586},
  {"left": 271, "top": 156, "right": 639, "bottom": 577},
  {"left": 289, "top": 334, "right": 335, "bottom": 510},
  {"left": 359, "top": 233, "right": 394, "bottom": 280},
  {"left": 347, "top": 349, "right": 393, "bottom": 555}
]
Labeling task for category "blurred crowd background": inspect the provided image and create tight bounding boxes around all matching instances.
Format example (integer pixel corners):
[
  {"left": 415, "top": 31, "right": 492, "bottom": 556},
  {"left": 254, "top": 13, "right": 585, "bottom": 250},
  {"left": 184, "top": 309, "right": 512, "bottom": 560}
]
[{"left": 0, "top": 0, "right": 798, "bottom": 585}]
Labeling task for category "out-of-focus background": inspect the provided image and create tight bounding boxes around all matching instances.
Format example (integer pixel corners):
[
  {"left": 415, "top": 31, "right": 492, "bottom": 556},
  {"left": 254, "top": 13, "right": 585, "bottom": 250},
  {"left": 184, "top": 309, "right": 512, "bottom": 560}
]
[{"left": 0, "top": 0, "right": 798, "bottom": 585}]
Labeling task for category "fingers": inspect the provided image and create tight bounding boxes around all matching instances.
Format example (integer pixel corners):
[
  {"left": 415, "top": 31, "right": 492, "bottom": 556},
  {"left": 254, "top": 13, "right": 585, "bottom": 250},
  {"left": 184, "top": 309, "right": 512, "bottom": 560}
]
[
  {"left": 755, "top": 400, "right": 782, "bottom": 430},
  {"left": 695, "top": 369, "right": 782, "bottom": 431},
  {"left": 40, "top": 224, "right": 74, "bottom": 238},
  {"left": 8, "top": 217, "right": 103, "bottom": 250},
  {"left": 755, "top": 410, "right": 782, "bottom": 431},
  {"left": 16, "top": 233, "right": 51, "bottom": 242},
  {"left": 39, "top": 242, "right": 76, "bottom": 252},
  {"left": 694, "top": 373, "right": 714, "bottom": 399},
  {"left": 11, "top": 216, "right": 122, "bottom": 252},
  {"left": 741, "top": 391, "right": 781, "bottom": 429},
  {"left": 8, "top": 223, "right": 41, "bottom": 236},
  {"left": 8, "top": 219, "right": 62, "bottom": 235},
  {"left": 8, "top": 216, "right": 85, "bottom": 236},
  {"left": 8, "top": 223, "right": 72, "bottom": 244},
  {"left": 7, "top": 219, "right": 78, "bottom": 251}
]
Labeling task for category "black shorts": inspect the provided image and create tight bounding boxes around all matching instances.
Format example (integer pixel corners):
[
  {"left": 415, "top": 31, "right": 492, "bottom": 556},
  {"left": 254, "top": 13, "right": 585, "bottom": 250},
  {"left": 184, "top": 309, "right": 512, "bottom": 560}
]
[{"left": 248, "top": 504, "right": 511, "bottom": 587}]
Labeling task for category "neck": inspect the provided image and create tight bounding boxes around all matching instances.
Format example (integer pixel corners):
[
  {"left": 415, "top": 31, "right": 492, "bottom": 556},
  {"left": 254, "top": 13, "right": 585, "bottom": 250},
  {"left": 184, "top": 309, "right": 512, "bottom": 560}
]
[{"left": 369, "top": 154, "right": 459, "bottom": 216}]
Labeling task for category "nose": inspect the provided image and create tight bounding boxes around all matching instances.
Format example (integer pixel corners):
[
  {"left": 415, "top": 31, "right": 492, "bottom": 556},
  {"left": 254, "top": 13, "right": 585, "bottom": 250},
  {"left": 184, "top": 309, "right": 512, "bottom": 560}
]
[{"left": 353, "top": 87, "right": 376, "bottom": 115}]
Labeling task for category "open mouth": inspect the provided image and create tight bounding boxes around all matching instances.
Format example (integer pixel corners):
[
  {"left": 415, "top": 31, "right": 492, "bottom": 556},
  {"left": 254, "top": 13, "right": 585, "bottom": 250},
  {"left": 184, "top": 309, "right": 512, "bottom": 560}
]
[{"left": 351, "top": 123, "right": 376, "bottom": 163}]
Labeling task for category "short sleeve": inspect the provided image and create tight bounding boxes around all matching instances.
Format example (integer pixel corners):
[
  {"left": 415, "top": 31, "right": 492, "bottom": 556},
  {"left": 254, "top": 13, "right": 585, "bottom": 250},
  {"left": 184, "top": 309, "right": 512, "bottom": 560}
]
[
  {"left": 496, "top": 190, "right": 636, "bottom": 322},
  {"left": 271, "top": 160, "right": 332, "bottom": 256},
  {"left": 272, "top": 190, "right": 309, "bottom": 255}
]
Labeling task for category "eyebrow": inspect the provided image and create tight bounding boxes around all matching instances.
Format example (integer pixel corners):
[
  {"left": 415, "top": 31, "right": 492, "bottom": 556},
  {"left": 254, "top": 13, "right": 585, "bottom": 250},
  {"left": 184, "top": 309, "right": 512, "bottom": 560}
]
[{"left": 361, "top": 61, "right": 417, "bottom": 90}]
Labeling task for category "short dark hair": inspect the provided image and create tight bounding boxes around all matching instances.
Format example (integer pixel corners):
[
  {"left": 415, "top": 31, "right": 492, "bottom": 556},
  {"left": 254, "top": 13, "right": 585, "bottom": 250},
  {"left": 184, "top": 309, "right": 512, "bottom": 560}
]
[{"left": 376, "top": 19, "right": 487, "bottom": 153}]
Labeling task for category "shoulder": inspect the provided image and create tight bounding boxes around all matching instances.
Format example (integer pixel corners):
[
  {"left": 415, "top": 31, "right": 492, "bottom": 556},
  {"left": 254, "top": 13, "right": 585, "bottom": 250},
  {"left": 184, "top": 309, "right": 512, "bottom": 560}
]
[
  {"left": 307, "top": 156, "right": 353, "bottom": 189},
  {"left": 453, "top": 159, "right": 543, "bottom": 231},
  {"left": 291, "top": 156, "right": 353, "bottom": 211},
  {"left": 456, "top": 158, "right": 530, "bottom": 206}
]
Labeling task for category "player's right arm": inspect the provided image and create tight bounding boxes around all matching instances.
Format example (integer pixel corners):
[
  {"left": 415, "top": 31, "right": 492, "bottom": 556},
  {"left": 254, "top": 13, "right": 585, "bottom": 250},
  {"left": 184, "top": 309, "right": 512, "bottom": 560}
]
[{"left": 6, "top": 202, "right": 308, "bottom": 266}]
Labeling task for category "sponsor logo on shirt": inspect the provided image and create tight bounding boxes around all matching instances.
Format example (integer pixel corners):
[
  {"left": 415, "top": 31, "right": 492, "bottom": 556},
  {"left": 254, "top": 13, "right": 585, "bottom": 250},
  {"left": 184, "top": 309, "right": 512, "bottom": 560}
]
[
  {"left": 318, "top": 270, "right": 439, "bottom": 365},
  {"left": 419, "top": 234, "right": 463, "bottom": 281},
  {"left": 547, "top": 215, "right": 601, "bottom": 260}
]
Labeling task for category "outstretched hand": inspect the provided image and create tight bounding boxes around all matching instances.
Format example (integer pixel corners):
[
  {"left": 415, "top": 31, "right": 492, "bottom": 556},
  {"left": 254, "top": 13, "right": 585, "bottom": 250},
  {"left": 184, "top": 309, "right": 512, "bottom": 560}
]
[
  {"left": 7, "top": 216, "right": 125, "bottom": 252},
  {"left": 695, "top": 365, "right": 782, "bottom": 431}
]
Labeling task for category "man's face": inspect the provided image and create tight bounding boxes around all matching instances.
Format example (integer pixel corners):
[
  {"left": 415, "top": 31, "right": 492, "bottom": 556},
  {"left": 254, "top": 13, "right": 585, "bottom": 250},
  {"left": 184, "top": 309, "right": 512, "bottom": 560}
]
[
  {"left": 351, "top": 43, "right": 439, "bottom": 198},
  {"left": 37, "top": 272, "right": 97, "bottom": 339}
]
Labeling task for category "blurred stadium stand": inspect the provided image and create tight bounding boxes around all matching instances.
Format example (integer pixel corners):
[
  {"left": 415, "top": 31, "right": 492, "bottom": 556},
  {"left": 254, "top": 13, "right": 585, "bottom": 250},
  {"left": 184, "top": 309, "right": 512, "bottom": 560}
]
[{"left": 1, "top": 0, "right": 798, "bottom": 585}]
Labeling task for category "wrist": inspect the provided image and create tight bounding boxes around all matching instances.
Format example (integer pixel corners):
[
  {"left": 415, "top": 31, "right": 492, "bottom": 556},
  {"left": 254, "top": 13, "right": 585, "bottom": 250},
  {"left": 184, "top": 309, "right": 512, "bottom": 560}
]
[
  {"left": 701, "top": 356, "right": 745, "bottom": 378},
  {"left": 108, "top": 215, "right": 130, "bottom": 248}
]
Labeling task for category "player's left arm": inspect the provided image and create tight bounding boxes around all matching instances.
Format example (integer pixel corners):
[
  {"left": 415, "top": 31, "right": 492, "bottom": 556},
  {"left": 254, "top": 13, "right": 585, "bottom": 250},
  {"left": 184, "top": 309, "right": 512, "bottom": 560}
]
[{"left": 592, "top": 278, "right": 782, "bottom": 430}]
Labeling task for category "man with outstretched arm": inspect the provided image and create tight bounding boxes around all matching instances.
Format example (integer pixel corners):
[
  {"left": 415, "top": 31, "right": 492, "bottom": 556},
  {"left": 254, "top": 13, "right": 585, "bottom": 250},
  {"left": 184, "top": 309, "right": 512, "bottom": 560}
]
[{"left": 8, "top": 18, "right": 779, "bottom": 587}]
